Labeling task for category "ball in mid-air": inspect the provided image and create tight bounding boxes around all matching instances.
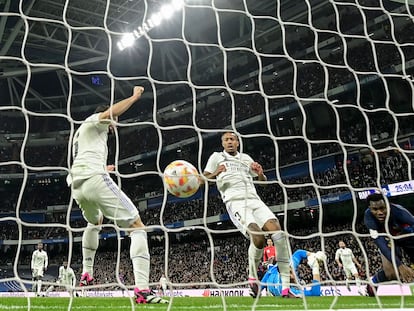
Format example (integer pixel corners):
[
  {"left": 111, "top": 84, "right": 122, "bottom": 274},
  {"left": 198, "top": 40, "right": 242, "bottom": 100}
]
[{"left": 163, "top": 160, "right": 200, "bottom": 198}]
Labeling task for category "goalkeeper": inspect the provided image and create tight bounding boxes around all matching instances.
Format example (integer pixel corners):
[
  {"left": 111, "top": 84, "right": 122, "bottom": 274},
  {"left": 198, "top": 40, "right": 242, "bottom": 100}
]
[
  {"left": 261, "top": 249, "right": 326, "bottom": 297},
  {"left": 364, "top": 192, "right": 414, "bottom": 296}
]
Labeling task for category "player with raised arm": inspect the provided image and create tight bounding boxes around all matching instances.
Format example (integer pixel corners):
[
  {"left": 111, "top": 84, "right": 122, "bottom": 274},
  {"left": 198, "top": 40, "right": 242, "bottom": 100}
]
[
  {"left": 202, "top": 132, "right": 294, "bottom": 298},
  {"left": 44, "top": 260, "right": 76, "bottom": 297},
  {"left": 67, "top": 86, "right": 167, "bottom": 304},
  {"left": 335, "top": 240, "right": 364, "bottom": 295},
  {"left": 31, "top": 242, "right": 48, "bottom": 297},
  {"left": 364, "top": 192, "right": 414, "bottom": 296}
]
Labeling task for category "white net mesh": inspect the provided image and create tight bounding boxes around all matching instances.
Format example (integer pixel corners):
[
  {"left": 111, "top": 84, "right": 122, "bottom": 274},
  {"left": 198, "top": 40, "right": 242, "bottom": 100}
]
[{"left": 1, "top": 0, "right": 414, "bottom": 310}]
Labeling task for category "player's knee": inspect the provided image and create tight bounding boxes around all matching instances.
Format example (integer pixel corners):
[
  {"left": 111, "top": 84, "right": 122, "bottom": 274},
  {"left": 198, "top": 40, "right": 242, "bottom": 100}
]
[
  {"left": 129, "top": 217, "right": 145, "bottom": 229},
  {"left": 262, "top": 218, "right": 281, "bottom": 232},
  {"left": 247, "top": 223, "right": 265, "bottom": 247}
]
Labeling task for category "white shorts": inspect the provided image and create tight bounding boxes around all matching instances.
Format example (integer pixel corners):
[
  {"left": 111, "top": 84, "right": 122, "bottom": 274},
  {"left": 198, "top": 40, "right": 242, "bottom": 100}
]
[
  {"left": 72, "top": 174, "right": 139, "bottom": 228},
  {"left": 32, "top": 268, "right": 44, "bottom": 278},
  {"left": 226, "top": 198, "right": 276, "bottom": 237},
  {"left": 343, "top": 264, "right": 358, "bottom": 278}
]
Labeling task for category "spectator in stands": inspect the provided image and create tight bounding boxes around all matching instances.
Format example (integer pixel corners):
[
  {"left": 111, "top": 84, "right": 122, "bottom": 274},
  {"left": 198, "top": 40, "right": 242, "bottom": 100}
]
[{"left": 364, "top": 192, "right": 414, "bottom": 296}]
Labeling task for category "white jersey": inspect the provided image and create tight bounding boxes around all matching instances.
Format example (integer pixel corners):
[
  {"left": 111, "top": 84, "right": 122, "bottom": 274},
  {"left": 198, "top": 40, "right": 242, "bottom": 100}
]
[
  {"left": 58, "top": 266, "right": 76, "bottom": 287},
  {"left": 69, "top": 113, "right": 111, "bottom": 184},
  {"left": 204, "top": 151, "right": 259, "bottom": 203},
  {"left": 31, "top": 250, "right": 48, "bottom": 270},
  {"left": 160, "top": 276, "right": 167, "bottom": 288},
  {"left": 335, "top": 247, "right": 355, "bottom": 267}
]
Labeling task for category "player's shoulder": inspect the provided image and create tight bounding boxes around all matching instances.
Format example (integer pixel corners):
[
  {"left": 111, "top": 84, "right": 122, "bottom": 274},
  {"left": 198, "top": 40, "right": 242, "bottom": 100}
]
[
  {"left": 209, "top": 151, "right": 225, "bottom": 161},
  {"left": 240, "top": 152, "right": 254, "bottom": 161}
]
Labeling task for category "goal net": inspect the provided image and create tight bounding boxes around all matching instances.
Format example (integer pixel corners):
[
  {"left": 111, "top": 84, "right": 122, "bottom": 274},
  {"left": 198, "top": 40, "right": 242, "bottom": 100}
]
[{"left": 1, "top": 0, "right": 414, "bottom": 310}]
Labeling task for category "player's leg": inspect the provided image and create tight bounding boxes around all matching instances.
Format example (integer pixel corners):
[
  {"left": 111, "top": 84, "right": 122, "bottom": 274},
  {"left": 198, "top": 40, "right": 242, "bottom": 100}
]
[
  {"left": 129, "top": 219, "right": 167, "bottom": 304},
  {"left": 247, "top": 222, "right": 265, "bottom": 298},
  {"left": 80, "top": 219, "right": 102, "bottom": 285},
  {"left": 31, "top": 271, "right": 37, "bottom": 293},
  {"left": 72, "top": 176, "right": 103, "bottom": 286},
  {"left": 366, "top": 254, "right": 394, "bottom": 296},
  {"left": 44, "top": 284, "right": 54, "bottom": 297},
  {"left": 344, "top": 268, "right": 352, "bottom": 291},
  {"left": 349, "top": 264, "right": 364, "bottom": 295},
  {"left": 34, "top": 270, "right": 44, "bottom": 296},
  {"left": 226, "top": 199, "right": 263, "bottom": 298},
  {"left": 261, "top": 215, "right": 293, "bottom": 298},
  {"left": 95, "top": 175, "right": 167, "bottom": 304}
]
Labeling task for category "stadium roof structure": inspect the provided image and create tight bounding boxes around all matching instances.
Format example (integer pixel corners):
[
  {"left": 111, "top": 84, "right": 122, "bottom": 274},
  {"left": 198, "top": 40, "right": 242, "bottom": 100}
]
[{"left": 0, "top": 0, "right": 322, "bottom": 113}]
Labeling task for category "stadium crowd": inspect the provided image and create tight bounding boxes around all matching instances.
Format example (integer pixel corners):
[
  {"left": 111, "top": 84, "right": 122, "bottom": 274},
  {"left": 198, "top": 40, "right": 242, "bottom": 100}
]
[{"left": 0, "top": 220, "right": 387, "bottom": 290}]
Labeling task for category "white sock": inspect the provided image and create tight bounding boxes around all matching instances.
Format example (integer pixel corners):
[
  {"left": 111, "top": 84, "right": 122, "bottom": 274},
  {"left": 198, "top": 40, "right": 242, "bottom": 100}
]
[
  {"left": 37, "top": 279, "right": 42, "bottom": 295},
  {"left": 82, "top": 224, "right": 100, "bottom": 276},
  {"left": 356, "top": 278, "right": 361, "bottom": 288},
  {"left": 45, "top": 285, "right": 54, "bottom": 296},
  {"left": 130, "top": 230, "right": 150, "bottom": 290},
  {"left": 248, "top": 243, "right": 263, "bottom": 280},
  {"left": 271, "top": 231, "right": 291, "bottom": 290}
]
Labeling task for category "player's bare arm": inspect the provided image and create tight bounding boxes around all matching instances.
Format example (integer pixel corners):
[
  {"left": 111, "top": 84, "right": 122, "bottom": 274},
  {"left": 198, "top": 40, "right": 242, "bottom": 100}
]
[
  {"left": 251, "top": 162, "right": 267, "bottom": 181},
  {"left": 100, "top": 86, "right": 144, "bottom": 120},
  {"left": 202, "top": 165, "right": 226, "bottom": 182}
]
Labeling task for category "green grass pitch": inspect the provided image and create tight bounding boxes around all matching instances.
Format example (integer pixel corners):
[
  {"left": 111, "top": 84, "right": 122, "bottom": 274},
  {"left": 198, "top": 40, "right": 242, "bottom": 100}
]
[{"left": 1, "top": 296, "right": 414, "bottom": 311}]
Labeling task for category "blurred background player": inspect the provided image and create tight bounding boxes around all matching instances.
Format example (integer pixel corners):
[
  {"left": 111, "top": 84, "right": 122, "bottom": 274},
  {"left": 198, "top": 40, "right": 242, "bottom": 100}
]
[
  {"left": 335, "top": 240, "right": 365, "bottom": 295},
  {"left": 263, "top": 238, "right": 277, "bottom": 267},
  {"left": 44, "top": 260, "right": 76, "bottom": 297},
  {"left": 202, "top": 132, "right": 293, "bottom": 298},
  {"left": 67, "top": 86, "right": 167, "bottom": 304},
  {"left": 158, "top": 274, "right": 167, "bottom": 296},
  {"left": 31, "top": 242, "right": 48, "bottom": 297},
  {"left": 291, "top": 249, "right": 327, "bottom": 296},
  {"left": 364, "top": 193, "right": 414, "bottom": 296}
]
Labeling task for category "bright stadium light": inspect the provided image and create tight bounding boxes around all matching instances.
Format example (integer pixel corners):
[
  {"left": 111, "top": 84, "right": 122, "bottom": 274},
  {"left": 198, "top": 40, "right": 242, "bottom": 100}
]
[
  {"left": 117, "top": 0, "right": 184, "bottom": 51},
  {"left": 171, "top": 0, "right": 185, "bottom": 11},
  {"left": 149, "top": 13, "right": 162, "bottom": 27},
  {"left": 117, "top": 33, "right": 135, "bottom": 51},
  {"left": 160, "top": 4, "right": 174, "bottom": 19}
]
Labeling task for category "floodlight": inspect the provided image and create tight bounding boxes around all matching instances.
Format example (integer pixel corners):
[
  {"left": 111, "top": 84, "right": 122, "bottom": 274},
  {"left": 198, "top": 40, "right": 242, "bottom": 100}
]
[
  {"left": 160, "top": 4, "right": 174, "bottom": 19},
  {"left": 117, "top": 0, "right": 185, "bottom": 50},
  {"left": 120, "top": 33, "right": 135, "bottom": 48},
  {"left": 171, "top": 0, "right": 185, "bottom": 11},
  {"left": 149, "top": 13, "right": 162, "bottom": 26}
]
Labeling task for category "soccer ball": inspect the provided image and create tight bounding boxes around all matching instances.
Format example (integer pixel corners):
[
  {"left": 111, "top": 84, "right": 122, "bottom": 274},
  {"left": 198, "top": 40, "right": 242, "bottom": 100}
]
[{"left": 163, "top": 160, "right": 200, "bottom": 198}]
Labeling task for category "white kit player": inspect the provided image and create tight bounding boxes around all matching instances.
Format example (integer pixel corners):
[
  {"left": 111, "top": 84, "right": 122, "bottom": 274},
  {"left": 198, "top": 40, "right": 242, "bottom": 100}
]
[
  {"left": 67, "top": 86, "right": 167, "bottom": 304},
  {"left": 335, "top": 240, "right": 365, "bottom": 295},
  {"left": 31, "top": 242, "right": 48, "bottom": 296},
  {"left": 159, "top": 274, "right": 167, "bottom": 296},
  {"left": 45, "top": 261, "right": 76, "bottom": 297},
  {"left": 202, "top": 132, "right": 295, "bottom": 298}
]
